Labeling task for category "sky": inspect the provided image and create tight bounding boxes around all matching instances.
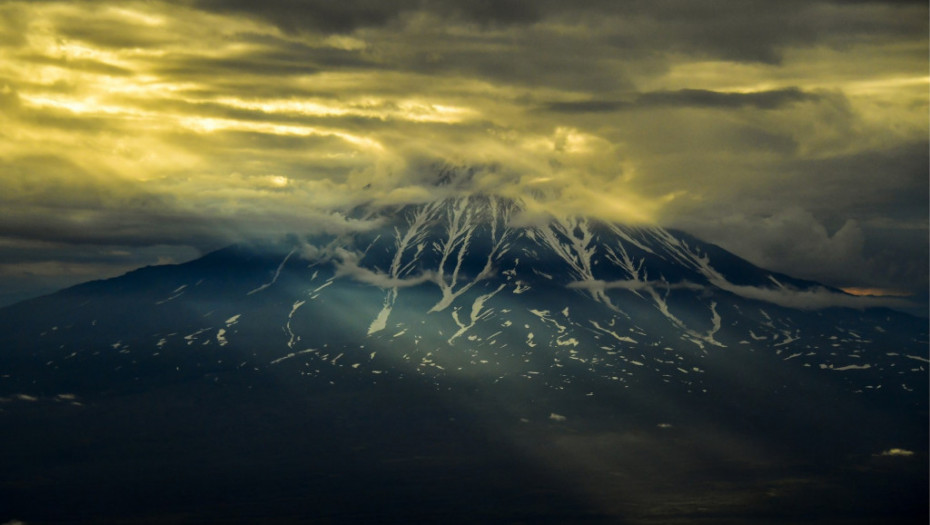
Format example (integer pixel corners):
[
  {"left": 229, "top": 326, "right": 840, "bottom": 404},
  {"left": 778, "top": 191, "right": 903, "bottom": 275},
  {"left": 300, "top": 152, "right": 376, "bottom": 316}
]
[{"left": 0, "top": 0, "right": 927, "bottom": 311}]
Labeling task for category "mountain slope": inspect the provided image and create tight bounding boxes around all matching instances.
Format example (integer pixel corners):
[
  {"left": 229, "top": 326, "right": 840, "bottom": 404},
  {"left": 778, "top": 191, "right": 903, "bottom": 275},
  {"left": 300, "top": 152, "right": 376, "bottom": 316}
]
[
  {"left": 0, "top": 195, "right": 926, "bottom": 524},
  {"left": 2, "top": 196, "right": 924, "bottom": 400}
]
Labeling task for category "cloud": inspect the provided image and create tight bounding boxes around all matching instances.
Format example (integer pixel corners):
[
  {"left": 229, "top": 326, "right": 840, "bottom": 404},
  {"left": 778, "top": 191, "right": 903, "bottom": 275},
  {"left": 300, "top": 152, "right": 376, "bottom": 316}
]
[
  {"left": 545, "top": 100, "right": 631, "bottom": 114},
  {"left": 331, "top": 248, "right": 437, "bottom": 288},
  {"left": 191, "top": 0, "right": 421, "bottom": 34},
  {"left": 569, "top": 276, "right": 916, "bottom": 311},
  {"left": 637, "top": 88, "right": 821, "bottom": 110},
  {"left": 548, "top": 88, "right": 823, "bottom": 114},
  {"left": 708, "top": 282, "right": 917, "bottom": 311},
  {"left": 692, "top": 208, "right": 868, "bottom": 284},
  {"left": 879, "top": 448, "right": 915, "bottom": 457},
  {"left": 187, "top": 1, "right": 929, "bottom": 64},
  {"left": 0, "top": 0, "right": 924, "bottom": 306},
  {"left": 669, "top": 206, "right": 927, "bottom": 305},
  {"left": 192, "top": 0, "right": 544, "bottom": 35}
]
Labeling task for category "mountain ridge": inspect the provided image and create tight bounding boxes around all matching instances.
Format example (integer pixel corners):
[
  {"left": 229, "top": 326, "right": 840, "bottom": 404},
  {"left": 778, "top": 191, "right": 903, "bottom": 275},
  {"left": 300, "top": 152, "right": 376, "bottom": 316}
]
[
  {"left": 1, "top": 195, "right": 925, "bottom": 399},
  {"left": 0, "top": 195, "right": 926, "bottom": 524}
]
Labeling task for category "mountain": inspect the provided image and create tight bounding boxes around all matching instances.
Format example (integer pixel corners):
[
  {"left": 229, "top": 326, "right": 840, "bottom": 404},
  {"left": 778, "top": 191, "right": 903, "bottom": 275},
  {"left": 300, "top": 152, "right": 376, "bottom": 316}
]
[{"left": 1, "top": 195, "right": 927, "bottom": 524}]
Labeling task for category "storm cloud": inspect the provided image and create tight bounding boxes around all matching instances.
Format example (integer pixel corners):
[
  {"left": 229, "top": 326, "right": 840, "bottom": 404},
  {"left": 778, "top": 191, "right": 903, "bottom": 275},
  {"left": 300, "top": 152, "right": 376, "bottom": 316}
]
[
  {"left": 546, "top": 88, "right": 823, "bottom": 113},
  {"left": 0, "top": 0, "right": 925, "bottom": 309}
]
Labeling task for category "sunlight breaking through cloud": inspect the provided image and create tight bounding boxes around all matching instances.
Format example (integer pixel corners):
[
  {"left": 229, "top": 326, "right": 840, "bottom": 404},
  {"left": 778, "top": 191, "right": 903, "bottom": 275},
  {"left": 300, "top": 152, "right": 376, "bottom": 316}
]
[{"left": 0, "top": 0, "right": 925, "bottom": 307}]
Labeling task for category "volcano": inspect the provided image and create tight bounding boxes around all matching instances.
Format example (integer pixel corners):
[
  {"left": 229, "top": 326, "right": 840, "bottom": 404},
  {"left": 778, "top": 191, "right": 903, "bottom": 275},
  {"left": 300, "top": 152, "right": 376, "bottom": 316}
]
[{"left": 1, "top": 196, "right": 927, "bottom": 524}]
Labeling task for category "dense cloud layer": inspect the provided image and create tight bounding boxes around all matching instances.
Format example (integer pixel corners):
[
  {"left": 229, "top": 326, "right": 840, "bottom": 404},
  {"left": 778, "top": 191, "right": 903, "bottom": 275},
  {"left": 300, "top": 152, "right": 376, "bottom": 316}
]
[{"left": 0, "top": 0, "right": 926, "bottom": 310}]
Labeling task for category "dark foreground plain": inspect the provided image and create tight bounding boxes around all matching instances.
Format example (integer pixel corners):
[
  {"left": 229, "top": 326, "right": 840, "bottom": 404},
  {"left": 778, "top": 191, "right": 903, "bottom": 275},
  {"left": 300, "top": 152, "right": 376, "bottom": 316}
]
[{"left": 1, "top": 370, "right": 926, "bottom": 524}]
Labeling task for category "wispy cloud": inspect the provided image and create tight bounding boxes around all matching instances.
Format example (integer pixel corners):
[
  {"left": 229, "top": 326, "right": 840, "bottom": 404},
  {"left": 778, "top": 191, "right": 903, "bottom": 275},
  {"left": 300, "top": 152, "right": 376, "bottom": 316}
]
[
  {"left": 709, "top": 283, "right": 917, "bottom": 311},
  {"left": 570, "top": 278, "right": 916, "bottom": 311},
  {"left": 332, "top": 248, "right": 437, "bottom": 289},
  {"left": 879, "top": 448, "right": 915, "bottom": 457},
  {"left": 546, "top": 87, "right": 821, "bottom": 113}
]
